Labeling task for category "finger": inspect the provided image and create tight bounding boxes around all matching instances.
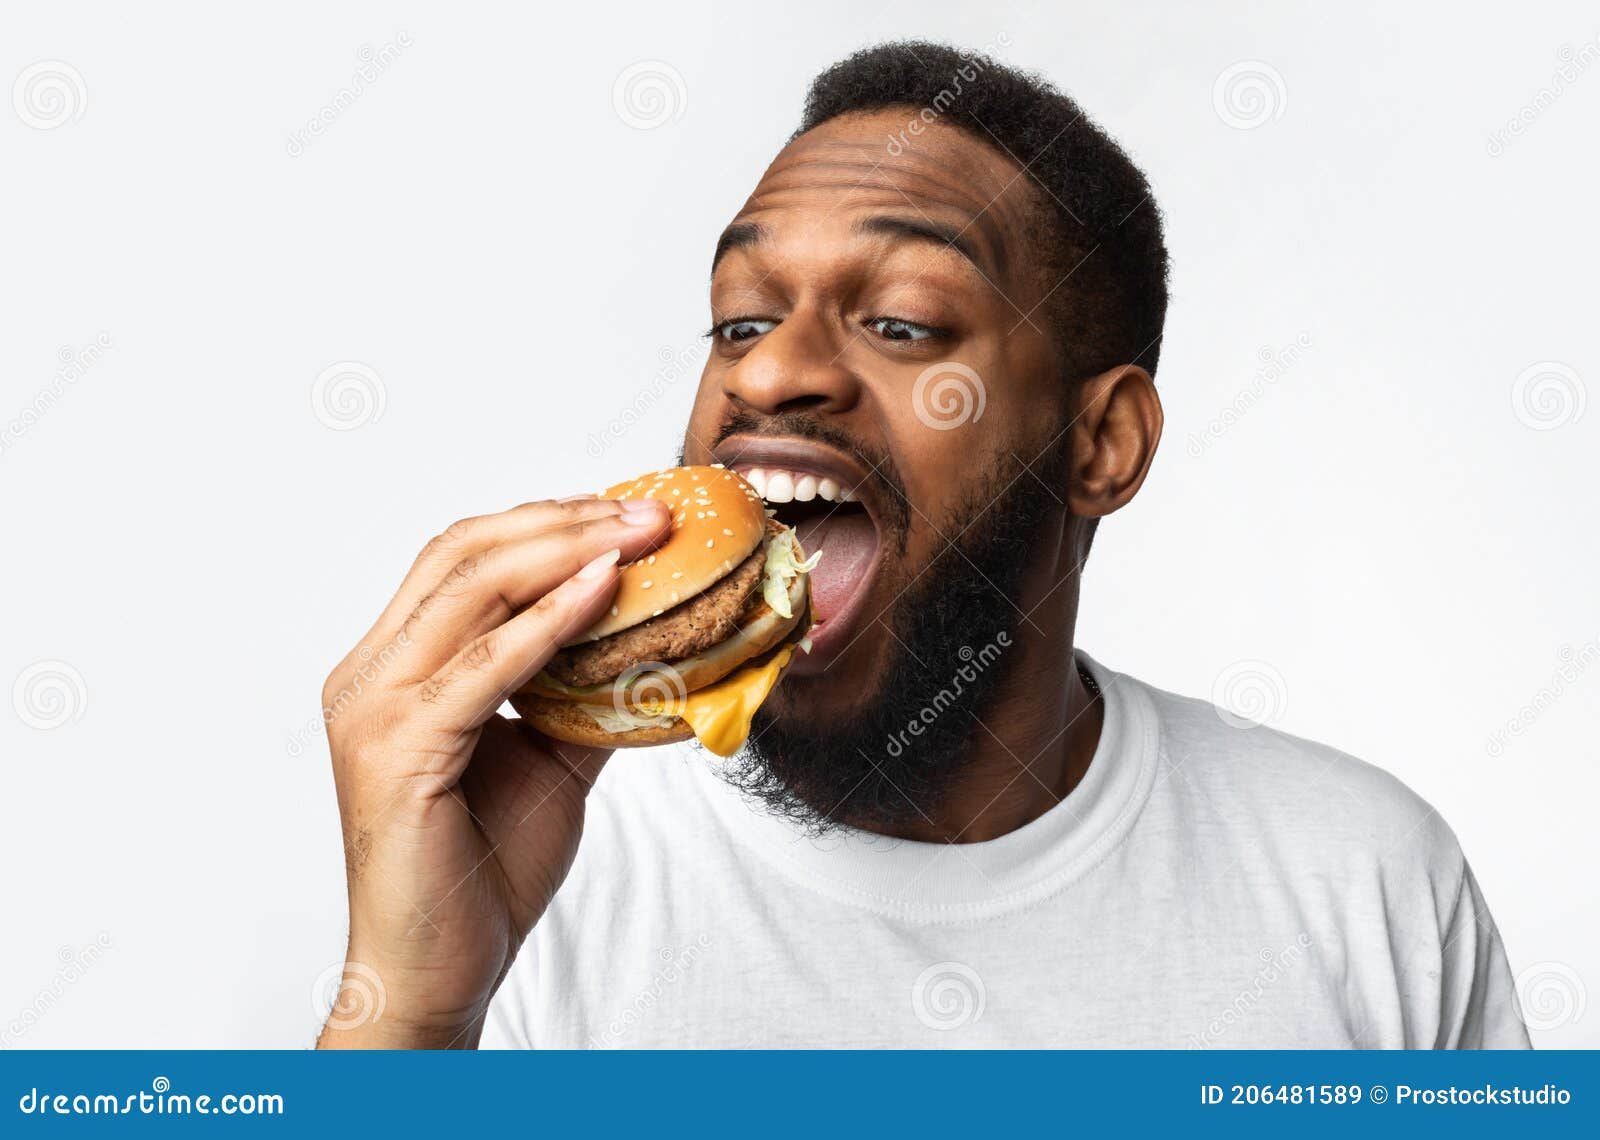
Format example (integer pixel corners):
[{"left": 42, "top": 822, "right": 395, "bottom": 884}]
[
  {"left": 391, "top": 506, "right": 670, "bottom": 680},
  {"left": 341, "top": 497, "right": 658, "bottom": 681},
  {"left": 354, "top": 498, "right": 620, "bottom": 652},
  {"left": 462, "top": 716, "right": 612, "bottom": 841},
  {"left": 413, "top": 547, "right": 626, "bottom": 732}
]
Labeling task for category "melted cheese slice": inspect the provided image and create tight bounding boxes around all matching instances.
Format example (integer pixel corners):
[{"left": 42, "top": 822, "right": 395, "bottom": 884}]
[{"left": 667, "top": 644, "right": 795, "bottom": 757}]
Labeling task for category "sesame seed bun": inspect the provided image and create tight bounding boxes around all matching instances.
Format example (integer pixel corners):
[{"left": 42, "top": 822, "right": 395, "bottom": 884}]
[{"left": 571, "top": 465, "right": 767, "bottom": 644}]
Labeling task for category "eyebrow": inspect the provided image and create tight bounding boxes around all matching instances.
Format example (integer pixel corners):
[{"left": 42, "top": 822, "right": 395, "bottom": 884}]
[
  {"left": 711, "top": 222, "right": 764, "bottom": 276},
  {"left": 851, "top": 215, "right": 990, "bottom": 274},
  {"left": 709, "top": 215, "right": 993, "bottom": 278}
]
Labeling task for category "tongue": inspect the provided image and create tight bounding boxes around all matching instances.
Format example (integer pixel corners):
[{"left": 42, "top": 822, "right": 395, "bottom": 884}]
[{"left": 795, "top": 511, "right": 877, "bottom": 623}]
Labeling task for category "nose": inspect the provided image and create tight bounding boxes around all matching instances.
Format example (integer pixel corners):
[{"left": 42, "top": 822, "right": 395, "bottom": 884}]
[{"left": 720, "top": 311, "right": 862, "bottom": 417}]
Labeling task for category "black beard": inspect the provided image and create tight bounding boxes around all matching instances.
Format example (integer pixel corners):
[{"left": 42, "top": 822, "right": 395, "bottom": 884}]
[{"left": 724, "top": 440, "right": 1071, "bottom": 833}]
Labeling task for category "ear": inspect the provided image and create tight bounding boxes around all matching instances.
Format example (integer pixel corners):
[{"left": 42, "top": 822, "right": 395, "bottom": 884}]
[{"left": 1065, "top": 364, "right": 1163, "bottom": 521}]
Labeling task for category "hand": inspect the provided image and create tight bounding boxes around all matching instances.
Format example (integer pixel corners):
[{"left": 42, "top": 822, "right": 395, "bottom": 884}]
[{"left": 316, "top": 495, "right": 670, "bottom": 1048}]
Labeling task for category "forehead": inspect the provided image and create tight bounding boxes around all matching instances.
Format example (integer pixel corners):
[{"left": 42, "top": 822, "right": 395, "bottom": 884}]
[{"left": 731, "top": 109, "right": 1039, "bottom": 277}]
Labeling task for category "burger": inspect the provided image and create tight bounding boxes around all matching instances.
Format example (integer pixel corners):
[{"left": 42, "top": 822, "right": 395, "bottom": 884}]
[{"left": 515, "top": 465, "right": 819, "bottom": 756}]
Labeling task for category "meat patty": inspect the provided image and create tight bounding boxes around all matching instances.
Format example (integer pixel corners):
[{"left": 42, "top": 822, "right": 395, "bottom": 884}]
[{"left": 546, "top": 539, "right": 768, "bottom": 687}]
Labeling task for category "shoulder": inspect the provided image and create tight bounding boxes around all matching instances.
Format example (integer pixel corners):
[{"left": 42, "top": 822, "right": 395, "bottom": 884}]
[{"left": 1122, "top": 669, "right": 1468, "bottom": 891}]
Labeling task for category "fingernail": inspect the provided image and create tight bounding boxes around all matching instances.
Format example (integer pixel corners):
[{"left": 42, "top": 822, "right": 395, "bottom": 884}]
[
  {"left": 576, "top": 548, "right": 621, "bottom": 580},
  {"left": 559, "top": 493, "right": 598, "bottom": 503},
  {"left": 619, "top": 502, "right": 667, "bottom": 524},
  {"left": 618, "top": 497, "right": 663, "bottom": 513}
]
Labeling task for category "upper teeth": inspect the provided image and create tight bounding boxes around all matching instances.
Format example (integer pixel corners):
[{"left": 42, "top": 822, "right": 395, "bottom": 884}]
[{"left": 738, "top": 467, "right": 856, "bottom": 504}]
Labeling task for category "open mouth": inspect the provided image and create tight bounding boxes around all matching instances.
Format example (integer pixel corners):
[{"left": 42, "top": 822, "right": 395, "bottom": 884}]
[{"left": 713, "top": 437, "right": 884, "bottom": 672}]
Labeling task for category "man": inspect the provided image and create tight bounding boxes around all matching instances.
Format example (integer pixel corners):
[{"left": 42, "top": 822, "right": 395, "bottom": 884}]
[{"left": 317, "top": 42, "right": 1529, "bottom": 1048}]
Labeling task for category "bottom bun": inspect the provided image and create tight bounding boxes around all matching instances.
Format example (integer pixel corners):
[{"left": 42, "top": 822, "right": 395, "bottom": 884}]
[
  {"left": 515, "top": 622, "right": 808, "bottom": 755},
  {"left": 511, "top": 692, "right": 693, "bottom": 751}
]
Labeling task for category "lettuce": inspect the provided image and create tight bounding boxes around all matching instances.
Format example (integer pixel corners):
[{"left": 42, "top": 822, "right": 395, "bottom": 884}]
[
  {"left": 580, "top": 705, "right": 678, "bottom": 733},
  {"left": 761, "top": 526, "right": 822, "bottom": 620}
]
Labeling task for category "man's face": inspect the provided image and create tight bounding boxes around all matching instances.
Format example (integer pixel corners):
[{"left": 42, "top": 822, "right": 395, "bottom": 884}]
[{"left": 681, "top": 109, "right": 1072, "bottom": 821}]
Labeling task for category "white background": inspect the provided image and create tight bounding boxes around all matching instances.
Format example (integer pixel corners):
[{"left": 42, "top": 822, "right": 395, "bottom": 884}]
[{"left": 3, "top": 1, "right": 1595, "bottom": 1048}]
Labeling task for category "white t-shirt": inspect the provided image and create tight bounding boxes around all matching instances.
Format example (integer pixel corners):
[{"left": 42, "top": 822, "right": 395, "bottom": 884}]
[{"left": 484, "top": 653, "right": 1530, "bottom": 1049}]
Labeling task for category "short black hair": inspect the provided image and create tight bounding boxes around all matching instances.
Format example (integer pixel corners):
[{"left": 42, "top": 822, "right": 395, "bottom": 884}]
[{"left": 798, "top": 41, "right": 1169, "bottom": 382}]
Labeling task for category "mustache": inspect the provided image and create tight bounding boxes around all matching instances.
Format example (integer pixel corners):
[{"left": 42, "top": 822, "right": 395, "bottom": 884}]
[{"left": 706, "top": 410, "right": 911, "bottom": 544}]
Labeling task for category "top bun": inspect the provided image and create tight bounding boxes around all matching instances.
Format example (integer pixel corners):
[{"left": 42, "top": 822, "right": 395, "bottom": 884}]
[{"left": 573, "top": 465, "right": 767, "bottom": 643}]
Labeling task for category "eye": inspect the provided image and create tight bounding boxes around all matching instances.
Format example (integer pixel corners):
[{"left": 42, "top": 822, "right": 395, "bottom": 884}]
[
  {"left": 711, "top": 317, "right": 779, "bottom": 343},
  {"left": 866, "top": 317, "right": 941, "bottom": 342}
]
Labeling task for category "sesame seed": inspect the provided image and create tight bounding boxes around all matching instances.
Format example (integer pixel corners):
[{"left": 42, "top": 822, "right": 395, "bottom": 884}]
[
  {"left": 610, "top": 606, "right": 619, "bottom": 616},
  {"left": 671, "top": 571, "right": 683, "bottom": 579},
  {"left": 641, "top": 580, "right": 653, "bottom": 588},
  {"left": 706, "top": 539, "right": 714, "bottom": 548},
  {"left": 647, "top": 555, "right": 655, "bottom": 564},
  {"left": 722, "top": 528, "right": 734, "bottom": 536},
  {"left": 652, "top": 609, "right": 662, "bottom": 617}
]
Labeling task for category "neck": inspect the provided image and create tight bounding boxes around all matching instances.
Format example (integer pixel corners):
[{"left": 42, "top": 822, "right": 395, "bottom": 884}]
[{"left": 875, "top": 550, "right": 1101, "bottom": 844}]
